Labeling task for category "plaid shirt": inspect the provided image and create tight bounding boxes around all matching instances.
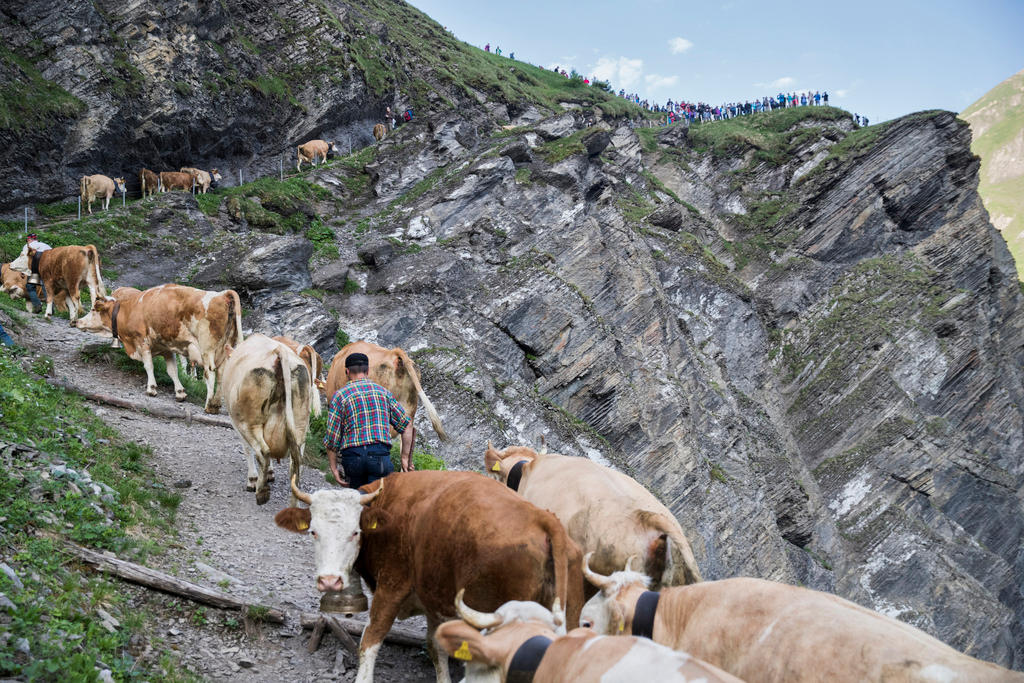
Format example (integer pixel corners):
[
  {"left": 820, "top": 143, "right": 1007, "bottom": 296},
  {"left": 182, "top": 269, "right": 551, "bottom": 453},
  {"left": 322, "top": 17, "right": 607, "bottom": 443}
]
[{"left": 324, "top": 378, "right": 410, "bottom": 451}]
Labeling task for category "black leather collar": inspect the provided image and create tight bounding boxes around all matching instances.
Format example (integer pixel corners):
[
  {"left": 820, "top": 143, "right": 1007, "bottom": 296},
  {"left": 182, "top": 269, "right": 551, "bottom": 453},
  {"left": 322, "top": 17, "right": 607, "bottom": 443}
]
[
  {"left": 631, "top": 591, "right": 660, "bottom": 639},
  {"left": 505, "top": 635, "right": 551, "bottom": 683},
  {"left": 506, "top": 460, "right": 529, "bottom": 492},
  {"left": 110, "top": 300, "right": 121, "bottom": 341},
  {"left": 30, "top": 251, "right": 42, "bottom": 275}
]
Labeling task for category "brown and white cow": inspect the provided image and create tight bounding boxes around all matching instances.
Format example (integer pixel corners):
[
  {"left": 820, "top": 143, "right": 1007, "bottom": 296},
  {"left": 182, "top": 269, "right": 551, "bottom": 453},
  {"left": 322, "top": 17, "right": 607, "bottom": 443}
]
[
  {"left": 276, "top": 471, "right": 585, "bottom": 683},
  {"left": 220, "top": 334, "right": 319, "bottom": 505},
  {"left": 580, "top": 559, "right": 1024, "bottom": 683},
  {"left": 436, "top": 592, "right": 741, "bottom": 683},
  {"left": 139, "top": 168, "right": 161, "bottom": 197},
  {"left": 80, "top": 175, "right": 126, "bottom": 214},
  {"left": 74, "top": 284, "right": 243, "bottom": 413},
  {"left": 326, "top": 341, "right": 448, "bottom": 466},
  {"left": 485, "top": 444, "right": 701, "bottom": 595},
  {"left": 1, "top": 263, "right": 27, "bottom": 301},
  {"left": 180, "top": 167, "right": 221, "bottom": 194},
  {"left": 160, "top": 170, "right": 197, "bottom": 192},
  {"left": 372, "top": 123, "right": 386, "bottom": 142},
  {"left": 9, "top": 245, "right": 106, "bottom": 323},
  {"left": 296, "top": 139, "right": 338, "bottom": 171},
  {"left": 272, "top": 335, "right": 326, "bottom": 396}
]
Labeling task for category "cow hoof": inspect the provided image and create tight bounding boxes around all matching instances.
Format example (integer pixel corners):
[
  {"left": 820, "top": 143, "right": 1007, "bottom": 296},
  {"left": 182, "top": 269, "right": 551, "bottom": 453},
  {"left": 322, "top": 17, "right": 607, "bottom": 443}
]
[
  {"left": 267, "top": 471, "right": 275, "bottom": 482},
  {"left": 175, "top": 393, "right": 187, "bottom": 402},
  {"left": 255, "top": 489, "right": 270, "bottom": 505},
  {"left": 204, "top": 402, "right": 221, "bottom": 415},
  {"left": 146, "top": 387, "right": 158, "bottom": 396},
  {"left": 68, "top": 320, "right": 76, "bottom": 328},
  {"left": 245, "top": 483, "right": 256, "bottom": 492}
]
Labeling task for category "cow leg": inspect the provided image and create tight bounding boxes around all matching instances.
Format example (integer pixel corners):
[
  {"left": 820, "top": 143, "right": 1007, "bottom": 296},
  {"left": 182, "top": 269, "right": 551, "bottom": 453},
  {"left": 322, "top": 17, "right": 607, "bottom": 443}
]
[
  {"left": 43, "top": 287, "right": 54, "bottom": 319},
  {"left": 286, "top": 452, "right": 302, "bottom": 507},
  {"left": 202, "top": 365, "right": 220, "bottom": 414},
  {"left": 65, "top": 294, "right": 78, "bottom": 325},
  {"left": 356, "top": 593, "right": 407, "bottom": 683},
  {"left": 163, "top": 354, "right": 187, "bottom": 401},
  {"left": 425, "top": 616, "right": 451, "bottom": 683},
  {"left": 140, "top": 347, "right": 158, "bottom": 396},
  {"left": 253, "top": 431, "right": 273, "bottom": 505}
]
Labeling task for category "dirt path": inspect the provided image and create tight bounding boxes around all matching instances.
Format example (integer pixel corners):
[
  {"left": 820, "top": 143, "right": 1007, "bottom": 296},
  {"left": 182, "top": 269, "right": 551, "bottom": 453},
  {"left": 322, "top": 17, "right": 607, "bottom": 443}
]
[{"left": 23, "top": 317, "right": 438, "bottom": 682}]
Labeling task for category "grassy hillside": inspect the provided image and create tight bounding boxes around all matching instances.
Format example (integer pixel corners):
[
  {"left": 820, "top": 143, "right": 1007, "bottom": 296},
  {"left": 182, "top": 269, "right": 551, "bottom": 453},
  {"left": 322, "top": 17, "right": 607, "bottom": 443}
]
[{"left": 961, "top": 69, "right": 1024, "bottom": 279}]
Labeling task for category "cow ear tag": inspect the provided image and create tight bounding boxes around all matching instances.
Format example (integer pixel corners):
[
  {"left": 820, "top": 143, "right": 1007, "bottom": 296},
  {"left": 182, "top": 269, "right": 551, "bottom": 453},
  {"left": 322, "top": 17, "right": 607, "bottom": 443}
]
[
  {"left": 454, "top": 641, "right": 472, "bottom": 661},
  {"left": 491, "top": 461, "right": 501, "bottom": 472},
  {"left": 297, "top": 521, "right": 308, "bottom": 531},
  {"left": 369, "top": 520, "right": 377, "bottom": 529}
]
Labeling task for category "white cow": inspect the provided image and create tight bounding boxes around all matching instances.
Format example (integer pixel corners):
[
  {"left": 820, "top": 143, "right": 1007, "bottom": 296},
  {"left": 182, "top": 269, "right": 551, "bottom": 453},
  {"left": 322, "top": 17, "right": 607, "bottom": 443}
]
[{"left": 220, "top": 334, "right": 319, "bottom": 505}]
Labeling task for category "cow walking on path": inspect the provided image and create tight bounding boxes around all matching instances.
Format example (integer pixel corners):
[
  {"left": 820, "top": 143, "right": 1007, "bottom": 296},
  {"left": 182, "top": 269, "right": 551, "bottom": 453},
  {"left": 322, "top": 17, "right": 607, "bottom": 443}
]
[
  {"left": 80, "top": 175, "right": 126, "bottom": 214},
  {"left": 220, "top": 334, "right": 319, "bottom": 505},
  {"left": 74, "top": 284, "right": 243, "bottom": 413},
  {"left": 485, "top": 443, "right": 701, "bottom": 594},
  {"left": 139, "top": 168, "right": 161, "bottom": 197},
  {"left": 9, "top": 242, "right": 106, "bottom": 323},
  {"left": 296, "top": 139, "right": 338, "bottom": 171},
  {"left": 276, "top": 471, "right": 585, "bottom": 683},
  {"left": 373, "top": 123, "right": 386, "bottom": 142},
  {"left": 580, "top": 559, "right": 1024, "bottom": 683}
]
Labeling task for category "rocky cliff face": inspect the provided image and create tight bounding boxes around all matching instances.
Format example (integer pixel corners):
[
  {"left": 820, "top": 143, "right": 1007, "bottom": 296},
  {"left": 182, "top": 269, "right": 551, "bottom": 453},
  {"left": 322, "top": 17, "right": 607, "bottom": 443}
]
[{"left": 4, "top": 0, "right": 1023, "bottom": 670}]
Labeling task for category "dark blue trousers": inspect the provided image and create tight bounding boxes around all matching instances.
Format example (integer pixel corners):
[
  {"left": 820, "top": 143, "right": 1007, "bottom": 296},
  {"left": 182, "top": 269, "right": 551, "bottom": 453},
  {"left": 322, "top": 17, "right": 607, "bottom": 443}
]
[{"left": 341, "top": 443, "right": 393, "bottom": 489}]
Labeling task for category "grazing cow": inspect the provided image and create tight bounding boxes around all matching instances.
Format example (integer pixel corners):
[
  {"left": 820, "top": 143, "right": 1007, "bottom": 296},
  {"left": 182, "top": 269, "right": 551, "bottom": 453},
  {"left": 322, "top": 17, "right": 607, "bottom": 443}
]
[
  {"left": 220, "top": 334, "right": 319, "bottom": 505},
  {"left": 1, "top": 263, "right": 27, "bottom": 300},
  {"left": 139, "top": 168, "right": 161, "bottom": 197},
  {"left": 296, "top": 139, "right": 338, "bottom": 171},
  {"left": 276, "top": 471, "right": 585, "bottom": 683},
  {"left": 80, "top": 175, "right": 126, "bottom": 214},
  {"left": 180, "top": 167, "right": 220, "bottom": 194},
  {"left": 74, "top": 283, "right": 243, "bottom": 413},
  {"left": 326, "top": 341, "right": 448, "bottom": 465},
  {"left": 372, "top": 123, "right": 386, "bottom": 142},
  {"left": 160, "top": 170, "right": 197, "bottom": 192},
  {"left": 436, "top": 592, "right": 741, "bottom": 683},
  {"left": 9, "top": 245, "right": 106, "bottom": 323},
  {"left": 580, "top": 559, "right": 1024, "bottom": 683},
  {"left": 485, "top": 444, "right": 701, "bottom": 594},
  {"left": 272, "top": 335, "right": 326, "bottom": 395}
]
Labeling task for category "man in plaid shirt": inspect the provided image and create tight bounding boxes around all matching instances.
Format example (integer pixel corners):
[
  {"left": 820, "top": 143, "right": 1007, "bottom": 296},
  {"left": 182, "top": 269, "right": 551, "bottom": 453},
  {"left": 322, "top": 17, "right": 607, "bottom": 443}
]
[{"left": 324, "top": 352, "right": 413, "bottom": 488}]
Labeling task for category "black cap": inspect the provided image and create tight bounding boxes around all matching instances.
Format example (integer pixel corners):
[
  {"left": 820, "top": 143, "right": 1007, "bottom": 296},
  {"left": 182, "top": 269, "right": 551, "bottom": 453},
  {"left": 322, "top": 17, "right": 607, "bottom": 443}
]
[
  {"left": 27, "top": 233, "right": 37, "bottom": 240},
  {"left": 345, "top": 353, "right": 369, "bottom": 368}
]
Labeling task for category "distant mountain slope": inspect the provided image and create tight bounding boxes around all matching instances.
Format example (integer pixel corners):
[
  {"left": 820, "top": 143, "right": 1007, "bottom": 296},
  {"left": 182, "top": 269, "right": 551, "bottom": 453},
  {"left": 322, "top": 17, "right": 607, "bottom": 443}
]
[{"left": 962, "top": 69, "right": 1024, "bottom": 279}]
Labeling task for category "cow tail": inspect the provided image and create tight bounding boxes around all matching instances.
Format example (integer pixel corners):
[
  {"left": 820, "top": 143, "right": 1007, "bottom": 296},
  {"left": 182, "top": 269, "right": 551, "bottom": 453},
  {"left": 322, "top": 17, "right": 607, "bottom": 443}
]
[
  {"left": 80, "top": 176, "right": 88, "bottom": 199},
  {"left": 648, "top": 513, "right": 702, "bottom": 586},
  {"left": 275, "top": 344, "right": 300, "bottom": 453},
  {"left": 87, "top": 245, "right": 107, "bottom": 299},
  {"left": 394, "top": 348, "right": 448, "bottom": 441},
  {"left": 541, "top": 512, "right": 577, "bottom": 630},
  {"left": 227, "top": 289, "right": 244, "bottom": 345},
  {"left": 303, "top": 346, "right": 322, "bottom": 416}
]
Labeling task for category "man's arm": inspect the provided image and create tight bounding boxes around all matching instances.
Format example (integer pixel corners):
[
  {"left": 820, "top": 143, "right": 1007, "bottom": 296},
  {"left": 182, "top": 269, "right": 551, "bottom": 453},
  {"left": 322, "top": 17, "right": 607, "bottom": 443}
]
[
  {"left": 323, "top": 396, "right": 347, "bottom": 486},
  {"left": 386, "top": 394, "right": 412, "bottom": 471},
  {"left": 399, "top": 427, "right": 414, "bottom": 472}
]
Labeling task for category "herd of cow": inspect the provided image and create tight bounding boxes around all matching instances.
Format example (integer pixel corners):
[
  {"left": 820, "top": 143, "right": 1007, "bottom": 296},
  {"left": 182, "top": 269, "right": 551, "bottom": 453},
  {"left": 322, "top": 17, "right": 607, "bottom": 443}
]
[{"left": 2, "top": 236, "right": 1021, "bottom": 682}]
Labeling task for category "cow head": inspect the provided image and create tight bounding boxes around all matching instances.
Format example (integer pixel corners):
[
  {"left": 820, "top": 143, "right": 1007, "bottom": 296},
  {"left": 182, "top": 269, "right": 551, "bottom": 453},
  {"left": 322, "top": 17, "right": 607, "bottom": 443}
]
[
  {"left": 436, "top": 590, "right": 565, "bottom": 680},
  {"left": 114, "top": 178, "right": 126, "bottom": 194},
  {"left": 1, "top": 263, "right": 27, "bottom": 299},
  {"left": 210, "top": 169, "right": 221, "bottom": 188},
  {"left": 579, "top": 553, "right": 650, "bottom": 634},
  {"left": 73, "top": 297, "right": 116, "bottom": 336},
  {"left": 275, "top": 476, "right": 383, "bottom": 593},
  {"left": 326, "top": 141, "right": 338, "bottom": 159},
  {"left": 483, "top": 441, "right": 541, "bottom": 482}
]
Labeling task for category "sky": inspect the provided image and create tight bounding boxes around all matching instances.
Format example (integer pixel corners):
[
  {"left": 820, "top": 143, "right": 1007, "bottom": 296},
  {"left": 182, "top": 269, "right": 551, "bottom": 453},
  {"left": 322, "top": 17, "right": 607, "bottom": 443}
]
[{"left": 408, "top": 0, "right": 1024, "bottom": 123}]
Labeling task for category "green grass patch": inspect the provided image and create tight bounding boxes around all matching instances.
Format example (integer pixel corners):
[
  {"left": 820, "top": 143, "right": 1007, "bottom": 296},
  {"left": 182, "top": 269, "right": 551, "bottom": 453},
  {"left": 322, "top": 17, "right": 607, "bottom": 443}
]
[
  {"left": 688, "top": 106, "right": 849, "bottom": 164},
  {"left": 306, "top": 220, "right": 339, "bottom": 259},
  {"left": 194, "top": 192, "right": 222, "bottom": 216},
  {"left": 78, "top": 343, "right": 207, "bottom": 406},
  {"left": 0, "top": 46, "right": 86, "bottom": 131},
  {"left": 538, "top": 129, "right": 588, "bottom": 164},
  {"left": 0, "top": 204, "right": 151, "bottom": 262}
]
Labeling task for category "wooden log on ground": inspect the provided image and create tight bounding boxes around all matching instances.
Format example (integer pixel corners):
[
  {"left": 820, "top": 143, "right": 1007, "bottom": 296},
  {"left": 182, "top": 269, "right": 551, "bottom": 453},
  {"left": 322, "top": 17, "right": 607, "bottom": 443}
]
[
  {"left": 307, "top": 618, "right": 327, "bottom": 654},
  {"left": 326, "top": 616, "right": 360, "bottom": 656},
  {"left": 63, "top": 540, "right": 285, "bottom": 623},
  {"left": 46, "top": 377, "right": 233, "bottom": 429},
  {"left": 300, "top": 612, "right": 424, "bottom": 648}
]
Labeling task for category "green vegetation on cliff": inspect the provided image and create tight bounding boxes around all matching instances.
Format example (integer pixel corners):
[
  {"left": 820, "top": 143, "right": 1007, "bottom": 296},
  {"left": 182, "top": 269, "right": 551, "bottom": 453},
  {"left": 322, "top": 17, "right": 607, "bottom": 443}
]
[{"left": 0, "top": 46, "right": 85, "bottom": 131}]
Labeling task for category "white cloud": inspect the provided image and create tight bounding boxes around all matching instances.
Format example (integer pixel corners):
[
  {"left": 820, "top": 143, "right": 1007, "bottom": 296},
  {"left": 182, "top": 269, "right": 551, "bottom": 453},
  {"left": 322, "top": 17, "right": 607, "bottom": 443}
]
[
  {"left": 836, "top": 89, "right": 848, "bottom": 97},
  {"left": 771, "top": 76, "right": 795, "bottom": 88},
  {"left": 645, "top": 74, "right": 679, "bottom": 90},
  {"left": 591, "top": 56, "right": 644, "bottom": 89},
  {"left": 668, "top": 37, "right": 693, "bottom": 54}
]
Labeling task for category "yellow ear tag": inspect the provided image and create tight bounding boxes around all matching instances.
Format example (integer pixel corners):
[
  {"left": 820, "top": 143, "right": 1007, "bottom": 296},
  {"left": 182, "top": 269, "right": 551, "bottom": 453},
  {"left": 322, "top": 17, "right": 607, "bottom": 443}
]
[
  {"left": 369, "top": 520, "right": 377, "bottom": 530},
  {"left": 618, "top": 622, "right": 624, "bottom": 632},
  {"left": 454, "top": 640, "right": 472, "bottom": 661},
  {"left": 297, "top": 521, "right": 308, "bottom": 531},
  {"left": 491, "top": 461, "right": 501, "bottom": 472}
]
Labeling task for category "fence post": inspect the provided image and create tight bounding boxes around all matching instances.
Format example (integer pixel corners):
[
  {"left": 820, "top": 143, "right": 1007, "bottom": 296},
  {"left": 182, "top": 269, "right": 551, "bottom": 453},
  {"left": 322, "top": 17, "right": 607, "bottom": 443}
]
[
  {"left": 78, "top": 196, "right": 81, "bottom": 220},
  {"left": 280, "top": 157, "right": 283, "bottom": 181},
  {"left": 122, "top": 189, "right": 126, "bottom": 207},
  {"left": 24, "top": 207, "right": 28, "bottom": 233},
  {"left": 192, "top": 177, "right": 196, "bottom": 195},
  {"left": 238, "top": 169, "right": 242, "bottom": 186}
]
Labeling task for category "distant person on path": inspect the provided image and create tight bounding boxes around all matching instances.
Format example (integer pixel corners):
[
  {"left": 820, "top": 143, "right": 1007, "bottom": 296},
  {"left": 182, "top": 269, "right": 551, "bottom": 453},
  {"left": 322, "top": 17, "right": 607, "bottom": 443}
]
[
  {"left": 385, "top": 106, "right": 394, "bottom": 130},
  {"left": 484, "top": 43, "right": 490, "bottom": 52},
  {"left": 323, "top": 352, "right": 413, "bottom": 489},
  {"left": 11, "top": 233, "right": 51, "bottom": 313},
  {"left": 814, "top": 91, "right": 821, "bottom": 105},
  {"left": 509, "top": 51, "right": 515, "bottom": 60},
  {"left": 823, "top": 91, "right": 829, "bottom": 105},
  {"left": 495, "top": 46, "right": 502, "bottom": 56}
]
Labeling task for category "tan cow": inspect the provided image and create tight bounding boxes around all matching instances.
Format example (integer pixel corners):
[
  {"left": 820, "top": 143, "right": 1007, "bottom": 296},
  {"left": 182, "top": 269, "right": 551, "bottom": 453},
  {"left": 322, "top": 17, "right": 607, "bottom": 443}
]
[
  {"left": 80, "top": 175, "right": 126, "bottom": 214},
  {"left": 325, "top": 341, "right": 448, "bottom": 465},
  {"left": 436, "top": 592, "right": 741, "bottom": 683},
  {"left": 139, "top": 168, "right": 161, "bottom": 197},
  {"left": 160, "top": 170, "right": 197, "bottom": 192},
  {"left": 272, "top": 335, "right": 326, "bottom": 395},
  {"left": 276, "top": 471, "right": 585, "bottom": 682},
  {"left": 1, "top": 263, "right": 27, "bottom": 300},
  {"left": 9, "top": 245, "right": 106, "bottom": 323},
  {"left": 180, "top": 167, "right": 221, "bottom": 194},
  {"left": 485, "top": 444, "right": 701, "bottom": 594},
  {"left": 220, "top": 334, "right": 319, "bottom": 505},
  {"left": 296, "top": 139, "right": 338, "bottom": 171},
  {"left": 73, "top": 284, "right": 243, "bottom": 413},
  {"left": 372, "top": 123, "right": 386, "bottom": 142},
  {"left": 581, "top": 560, "right": 1024, "bottom": 683}
]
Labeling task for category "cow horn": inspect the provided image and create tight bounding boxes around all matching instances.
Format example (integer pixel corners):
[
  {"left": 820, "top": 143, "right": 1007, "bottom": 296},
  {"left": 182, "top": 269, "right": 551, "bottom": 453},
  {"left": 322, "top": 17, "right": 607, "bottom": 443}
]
[
  {"left": 625, "top": 555, "right": 641, "bottom": 573},
  {"left": 359, "top": 479, "right": 384, "bottom": 505},
  {"left": 538, "top": 435, "right": 547, "bottom": 455},
  {"left": 582, "top": 552, "right": 613, "bottom": 590},
  {"left": 455, "top": 588, "right": 503, "bottom": 630},
  {"left": 291, "top": 475, "right": 312, "bottom": 505}
]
